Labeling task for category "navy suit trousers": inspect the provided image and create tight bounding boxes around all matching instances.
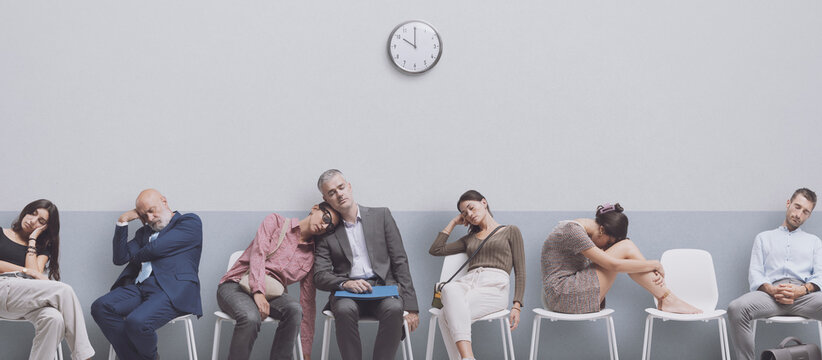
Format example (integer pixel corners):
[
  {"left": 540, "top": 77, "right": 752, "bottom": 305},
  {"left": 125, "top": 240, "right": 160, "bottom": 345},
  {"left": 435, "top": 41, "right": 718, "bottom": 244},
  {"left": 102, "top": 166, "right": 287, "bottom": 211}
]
[{"left": 92, "top": 275, "right": 184, "bottom": 360}]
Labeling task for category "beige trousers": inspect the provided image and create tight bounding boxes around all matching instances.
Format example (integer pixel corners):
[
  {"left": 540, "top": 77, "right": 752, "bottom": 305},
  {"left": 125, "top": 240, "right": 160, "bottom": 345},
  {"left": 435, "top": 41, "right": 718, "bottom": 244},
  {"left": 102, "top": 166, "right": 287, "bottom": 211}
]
[
  {"left": 0, "top": 276, "right": 95, "bottom": 360},
  {"left": 438, "top": 267, "right": 510, "bottom": 360}
]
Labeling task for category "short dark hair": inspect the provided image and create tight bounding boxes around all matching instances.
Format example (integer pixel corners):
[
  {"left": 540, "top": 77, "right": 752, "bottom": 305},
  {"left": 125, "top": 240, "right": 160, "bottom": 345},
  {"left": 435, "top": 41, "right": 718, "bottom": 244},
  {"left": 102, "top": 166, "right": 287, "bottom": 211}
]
[
  {"left": 595, "top": 203, "right": 628, "bottom": 242},
  {"left": 457, "top": 190, "right": 493, "bottom": 235},
  {"left": 11, "top": 199, "right": 61, "bottom": 281},
  {"left": 791, "top": 188, "right": 817, "bottom": 208},
  {"left": 317, "top": 169, "right": 344, "bottom": 192}
]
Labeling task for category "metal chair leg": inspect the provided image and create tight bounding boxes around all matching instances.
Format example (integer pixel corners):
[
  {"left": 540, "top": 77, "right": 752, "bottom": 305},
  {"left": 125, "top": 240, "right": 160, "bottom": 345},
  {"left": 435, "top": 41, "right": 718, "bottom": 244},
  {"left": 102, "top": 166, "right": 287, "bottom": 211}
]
[{"left": 425, "top": 314, "right": 438, "bottom": 360}]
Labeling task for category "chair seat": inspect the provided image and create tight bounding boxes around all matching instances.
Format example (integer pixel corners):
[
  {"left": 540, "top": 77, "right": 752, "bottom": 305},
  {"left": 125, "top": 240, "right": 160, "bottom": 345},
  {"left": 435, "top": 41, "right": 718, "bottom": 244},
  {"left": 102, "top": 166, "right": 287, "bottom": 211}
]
[
  {"left": 428, "top": 308, "right": 510, "bottom": 322},
  {"left": 214, "top": 311, "right": 279, "bottom": 323},
  {"left": 322, "top": 309, "right": 409, "bottom": 322},
  {"left": 170, "top": 314, "right": 198, "bottom": 323},
  {"left": 761, "top": 315, "right": 815, "bottom": 324},
  {"left": 644, "top": 308, "right": 726, "bottom": 321},
  {"left": 528, "top": 307, "right": 618, "bottom": 360},
  {"left": 533, "top": 308, "right": 615, "bottom": 321}
]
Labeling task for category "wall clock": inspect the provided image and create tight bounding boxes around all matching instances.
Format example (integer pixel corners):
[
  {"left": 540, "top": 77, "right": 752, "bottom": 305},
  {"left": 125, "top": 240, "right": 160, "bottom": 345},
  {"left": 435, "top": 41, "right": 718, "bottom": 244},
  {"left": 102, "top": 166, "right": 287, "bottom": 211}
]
[{"left": 387, "top": 20, "right": 442, "bottom": 74}]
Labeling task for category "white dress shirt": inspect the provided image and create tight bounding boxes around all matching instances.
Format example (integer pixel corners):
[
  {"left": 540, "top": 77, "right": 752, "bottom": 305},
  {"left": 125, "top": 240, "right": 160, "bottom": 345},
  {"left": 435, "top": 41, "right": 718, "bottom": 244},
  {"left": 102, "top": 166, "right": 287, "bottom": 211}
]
[
  {"left": 344, "top": 207, "right": 375, "bottom": 279},
  {"left": 749, "top": 226, "right": 822, "bottom": 292}
]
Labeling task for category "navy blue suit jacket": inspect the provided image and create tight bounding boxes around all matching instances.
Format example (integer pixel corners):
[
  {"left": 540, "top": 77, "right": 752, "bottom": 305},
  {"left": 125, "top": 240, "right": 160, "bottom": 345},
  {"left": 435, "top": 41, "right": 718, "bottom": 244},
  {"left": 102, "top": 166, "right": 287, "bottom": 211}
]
[{"left": 111, "top": 212, "right": 203, "bottom": 317}]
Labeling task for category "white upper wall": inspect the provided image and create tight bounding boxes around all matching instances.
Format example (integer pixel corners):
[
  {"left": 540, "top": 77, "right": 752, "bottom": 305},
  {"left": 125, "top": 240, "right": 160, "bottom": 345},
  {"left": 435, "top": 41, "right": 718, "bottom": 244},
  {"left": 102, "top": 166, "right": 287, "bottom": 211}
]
[{"left": 1, "top": 1, "right": 820, "bottom": 211}]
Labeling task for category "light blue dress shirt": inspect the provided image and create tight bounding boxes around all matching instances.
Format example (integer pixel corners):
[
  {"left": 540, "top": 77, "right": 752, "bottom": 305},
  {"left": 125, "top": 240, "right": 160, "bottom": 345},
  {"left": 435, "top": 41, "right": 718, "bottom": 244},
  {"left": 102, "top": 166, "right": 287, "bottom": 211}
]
[
  {"left": 344, "top": 207, "right": 375, "bottom": 280},
  {"left": 748, "top": 226, "right": 822, "bottom": 292}
]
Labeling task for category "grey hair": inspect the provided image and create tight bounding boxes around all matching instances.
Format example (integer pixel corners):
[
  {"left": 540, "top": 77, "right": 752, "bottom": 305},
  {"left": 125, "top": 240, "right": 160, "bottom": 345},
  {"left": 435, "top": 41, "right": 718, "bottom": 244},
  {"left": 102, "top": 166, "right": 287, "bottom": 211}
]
[{"left": 317, "top": 169, "right": 344, "bottom": 191}]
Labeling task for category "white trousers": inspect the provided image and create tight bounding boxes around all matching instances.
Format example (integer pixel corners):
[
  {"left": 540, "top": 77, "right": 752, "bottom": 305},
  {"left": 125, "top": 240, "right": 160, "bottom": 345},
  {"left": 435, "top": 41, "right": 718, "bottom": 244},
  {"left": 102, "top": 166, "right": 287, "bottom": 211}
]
[
  {"left": 438, "top": 267, "right": 510, "bottom": 360},
  {"left": 0, "top": 276, "right": 95, "bottom": 360}
]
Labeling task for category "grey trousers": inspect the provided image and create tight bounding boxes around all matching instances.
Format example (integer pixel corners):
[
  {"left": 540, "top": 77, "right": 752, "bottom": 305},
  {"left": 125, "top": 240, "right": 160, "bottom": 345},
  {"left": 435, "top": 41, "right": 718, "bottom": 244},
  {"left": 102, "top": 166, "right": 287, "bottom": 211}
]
[
  {"left": 216, "top": 282, "right": 302, "bottom": 360},
  {"left": 728, "top": 288, "right": 822, "bottom": 360},
  {"left": 0, "top": 276, "right": 95, "bottom": 360},
  {"left": 329, "top": 295, "right": 403, "bottom": 360}
]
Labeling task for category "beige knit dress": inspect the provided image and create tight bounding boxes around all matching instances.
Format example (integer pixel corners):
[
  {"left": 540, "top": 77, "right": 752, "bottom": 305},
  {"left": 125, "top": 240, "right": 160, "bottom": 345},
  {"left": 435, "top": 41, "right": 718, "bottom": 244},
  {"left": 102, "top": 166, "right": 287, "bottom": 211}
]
[{"left": 542, "top": 221, "right": 602, "bottom": 313}]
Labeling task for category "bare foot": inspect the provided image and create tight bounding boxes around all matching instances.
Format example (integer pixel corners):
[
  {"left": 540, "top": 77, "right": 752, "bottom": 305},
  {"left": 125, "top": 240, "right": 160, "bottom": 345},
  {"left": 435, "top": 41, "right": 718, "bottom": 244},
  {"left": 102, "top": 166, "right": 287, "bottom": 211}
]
[{"left": 658, "top": 293, "right": 702, "bottom": 314}]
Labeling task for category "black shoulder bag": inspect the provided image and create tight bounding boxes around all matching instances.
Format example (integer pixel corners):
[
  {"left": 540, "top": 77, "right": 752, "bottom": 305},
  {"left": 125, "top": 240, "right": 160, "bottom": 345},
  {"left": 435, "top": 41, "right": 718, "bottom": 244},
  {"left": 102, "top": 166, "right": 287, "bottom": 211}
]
[
  {"left": 431, "top": 225, "right": 505, "bottom": 309},
  {"left": 761, "top": 337, "right": 822, "bottom": 360}
]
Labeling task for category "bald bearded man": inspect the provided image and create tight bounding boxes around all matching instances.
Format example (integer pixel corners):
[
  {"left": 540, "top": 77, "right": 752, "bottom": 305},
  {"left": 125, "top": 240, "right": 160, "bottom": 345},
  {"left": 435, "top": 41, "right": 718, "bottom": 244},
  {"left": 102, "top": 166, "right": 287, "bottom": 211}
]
[{"left": 91, "top": 189, "right": 203, "bottom": 360}]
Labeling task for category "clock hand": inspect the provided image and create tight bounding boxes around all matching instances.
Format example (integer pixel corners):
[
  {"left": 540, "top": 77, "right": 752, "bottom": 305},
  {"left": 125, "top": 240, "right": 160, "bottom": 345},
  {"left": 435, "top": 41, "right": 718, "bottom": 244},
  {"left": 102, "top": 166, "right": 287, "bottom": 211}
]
[
  {"left": 402, "top": 38, "right": 415, "bottom": 48},
  {"left": 413, "top": 27, "right": 417, "bottom": 48}
]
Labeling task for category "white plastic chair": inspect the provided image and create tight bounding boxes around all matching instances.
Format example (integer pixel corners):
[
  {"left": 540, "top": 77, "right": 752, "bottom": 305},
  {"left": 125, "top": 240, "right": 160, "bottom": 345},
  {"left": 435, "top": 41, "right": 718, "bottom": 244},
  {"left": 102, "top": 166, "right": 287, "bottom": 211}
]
[
  {"left": 0, "top": 317, "right": 64, "bottom": 360},
  {"left": 320, "top": 309, "right": 413, "bottom": 360},
  {"left": 640, "top": 249, "right": 730, "bottom": 360},
  {"left": 424, "top": 253, "right": 515, "bottom": 360},
  {"left": 752, "top": 315, "right": 822, "bottom": 348},
  {"left": 108, "top": 313, "right": 198, "bottom": 360},
  {"left": 528, "top": 304, "right": 618, "bottom": 360},
  {"left": 210, "top": 250, "right": 303, "bottom": 360}
]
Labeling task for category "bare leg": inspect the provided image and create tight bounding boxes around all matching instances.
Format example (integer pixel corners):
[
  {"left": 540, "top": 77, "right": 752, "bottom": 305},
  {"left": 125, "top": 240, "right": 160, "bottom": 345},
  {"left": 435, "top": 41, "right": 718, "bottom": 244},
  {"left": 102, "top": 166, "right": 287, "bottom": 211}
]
[
  {"left": 594, "top": 240, "right": 701, "bottom": 314},
  {"left": 456, "top": 340, "right": 474, "bottom": 358}
]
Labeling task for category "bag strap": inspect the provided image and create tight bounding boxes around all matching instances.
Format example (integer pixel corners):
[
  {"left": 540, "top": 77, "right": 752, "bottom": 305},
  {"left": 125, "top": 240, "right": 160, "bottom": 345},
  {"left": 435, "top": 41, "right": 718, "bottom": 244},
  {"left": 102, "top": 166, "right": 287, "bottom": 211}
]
[
  {"left": 440, "top": 225, "right": 506, "bottom": 287},
  {"left": 778, "top": 336, "right": 804, "bottom": 348},
  {"left": 265, "top": 217, "right": 292, "bottom": 259}
]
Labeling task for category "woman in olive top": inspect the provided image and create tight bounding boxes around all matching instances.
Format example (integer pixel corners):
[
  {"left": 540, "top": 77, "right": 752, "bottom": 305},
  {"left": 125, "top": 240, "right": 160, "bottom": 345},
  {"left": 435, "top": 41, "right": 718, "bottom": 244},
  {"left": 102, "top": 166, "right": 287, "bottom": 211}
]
[
  {"left": 0, "top": 199, "right": 94, "bottom": 360},
  {"left": 429, "top": 190, "right": 525, "bottom": 360}
]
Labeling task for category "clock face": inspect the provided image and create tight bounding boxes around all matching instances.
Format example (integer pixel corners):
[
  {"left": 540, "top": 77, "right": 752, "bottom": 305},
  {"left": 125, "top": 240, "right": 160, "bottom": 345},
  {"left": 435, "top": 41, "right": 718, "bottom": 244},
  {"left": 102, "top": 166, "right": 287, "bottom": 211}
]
[{"left": 388, "top": 20, "right": 442, "bottom": 74}]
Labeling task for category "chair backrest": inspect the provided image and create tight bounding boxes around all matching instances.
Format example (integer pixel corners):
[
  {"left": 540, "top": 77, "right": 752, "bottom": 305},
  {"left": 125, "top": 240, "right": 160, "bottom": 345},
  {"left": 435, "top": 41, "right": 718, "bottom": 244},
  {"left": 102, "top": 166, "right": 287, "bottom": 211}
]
[
  {"left": 655, "top": 248, "right": 719, "bottom": 312},
  {"left": 438, "top": 253, "right": 470, "bottom": 283},
  {"left": 227, "top": 250, "right": 244, "bottom": 271}
]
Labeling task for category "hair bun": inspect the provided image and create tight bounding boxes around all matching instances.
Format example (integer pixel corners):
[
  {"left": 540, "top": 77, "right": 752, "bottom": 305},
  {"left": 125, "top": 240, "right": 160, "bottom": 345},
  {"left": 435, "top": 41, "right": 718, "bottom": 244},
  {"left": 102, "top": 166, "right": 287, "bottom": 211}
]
[{"left": 596, "top": 203, "right": 624, "bottom": 216}]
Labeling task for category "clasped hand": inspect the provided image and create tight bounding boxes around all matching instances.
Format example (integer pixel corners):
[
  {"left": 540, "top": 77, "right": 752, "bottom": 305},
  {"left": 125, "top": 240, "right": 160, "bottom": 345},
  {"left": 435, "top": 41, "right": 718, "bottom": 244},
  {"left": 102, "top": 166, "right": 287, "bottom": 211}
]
[{"left": 773, "top": 283, "right": 806, "bottom": 304}]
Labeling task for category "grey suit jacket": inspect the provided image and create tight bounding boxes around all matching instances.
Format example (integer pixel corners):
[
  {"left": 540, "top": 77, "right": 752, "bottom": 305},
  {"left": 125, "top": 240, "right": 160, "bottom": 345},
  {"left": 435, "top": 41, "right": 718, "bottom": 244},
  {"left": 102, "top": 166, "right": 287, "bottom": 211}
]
[{"left": 313, "top": 205, "right": 419, "bottom": 312}]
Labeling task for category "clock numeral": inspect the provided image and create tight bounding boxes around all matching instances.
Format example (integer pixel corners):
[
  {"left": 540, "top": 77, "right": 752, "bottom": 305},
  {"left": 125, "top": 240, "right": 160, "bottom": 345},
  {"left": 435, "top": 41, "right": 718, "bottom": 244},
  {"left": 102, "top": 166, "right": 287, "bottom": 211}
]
[
  {"left": 392, "top": 44, "right": 397, "bottom": 49},
  {"left": 402, "top": 60, "right": 406, "bottom": 66},
  {"left": 395, "top": 54, "right": 399, "bottom": 59},
  {"left": 402, "top": 27, "right": 407, "bottom": 33},
  {"left": 430, "top": 54, "right": 435, "bottom": 59},
  {"left": 423, "top": 60, "right": 427, "bottom": 66},
  {"left": 413, "top": 63, "right": 417, "bottom": 69},
  {"left": 433, "top": 44, "right": 438, "bottom": 49},
  {"left": 395, "top": 34, "right": 401, "bottom": 39}
]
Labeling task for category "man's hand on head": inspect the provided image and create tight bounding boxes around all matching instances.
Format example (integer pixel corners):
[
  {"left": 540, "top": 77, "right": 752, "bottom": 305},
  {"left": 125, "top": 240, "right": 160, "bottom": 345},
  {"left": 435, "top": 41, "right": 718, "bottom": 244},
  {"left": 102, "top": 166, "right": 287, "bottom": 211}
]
[{"left": 118, "top": 209, "right": 140, "bottom": 224}]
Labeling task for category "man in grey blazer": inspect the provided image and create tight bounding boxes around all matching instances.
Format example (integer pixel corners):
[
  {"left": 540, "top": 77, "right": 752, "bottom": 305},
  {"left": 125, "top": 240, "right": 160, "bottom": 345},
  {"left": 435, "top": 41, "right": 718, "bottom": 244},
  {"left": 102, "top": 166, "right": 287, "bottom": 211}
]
[{"left": 314, "top": 169, "right": 419, "bottom": 360}]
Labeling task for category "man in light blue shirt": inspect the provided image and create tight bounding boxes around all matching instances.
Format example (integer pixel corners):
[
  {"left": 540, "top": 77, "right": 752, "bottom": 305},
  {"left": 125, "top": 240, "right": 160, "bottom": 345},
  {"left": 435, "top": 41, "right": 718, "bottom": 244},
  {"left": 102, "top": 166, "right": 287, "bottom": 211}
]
[{"left": 728, "top": 188, "right": 822, "bottom": 360}]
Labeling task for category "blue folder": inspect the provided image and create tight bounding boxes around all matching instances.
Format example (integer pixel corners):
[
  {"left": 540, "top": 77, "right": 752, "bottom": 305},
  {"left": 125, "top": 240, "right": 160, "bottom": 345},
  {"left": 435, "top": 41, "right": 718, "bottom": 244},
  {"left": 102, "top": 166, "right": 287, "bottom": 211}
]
[{"left": 335, "top": 285, "right": 399, "bottom": 300}]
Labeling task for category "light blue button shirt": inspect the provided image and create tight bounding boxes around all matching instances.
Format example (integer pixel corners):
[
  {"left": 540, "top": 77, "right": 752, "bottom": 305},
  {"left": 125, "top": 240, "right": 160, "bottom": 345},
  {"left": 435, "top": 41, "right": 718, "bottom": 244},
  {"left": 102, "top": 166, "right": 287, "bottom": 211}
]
[
  {"left": 344, "top": 207, "right": 375, "bottom": 279},
  {"left": 748, "top": 226, "right": 822, "bottom": 292},
  {"left": 135, "top": 232, "right": 159, "bottom": 283}
]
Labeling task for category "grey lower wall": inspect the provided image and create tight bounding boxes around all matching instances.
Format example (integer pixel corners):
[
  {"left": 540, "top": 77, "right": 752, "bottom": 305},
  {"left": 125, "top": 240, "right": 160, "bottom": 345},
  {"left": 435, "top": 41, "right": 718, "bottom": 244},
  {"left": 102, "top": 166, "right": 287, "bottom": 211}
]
[{"left": 1, "top": 210, "right": 820, "bottom": 360}]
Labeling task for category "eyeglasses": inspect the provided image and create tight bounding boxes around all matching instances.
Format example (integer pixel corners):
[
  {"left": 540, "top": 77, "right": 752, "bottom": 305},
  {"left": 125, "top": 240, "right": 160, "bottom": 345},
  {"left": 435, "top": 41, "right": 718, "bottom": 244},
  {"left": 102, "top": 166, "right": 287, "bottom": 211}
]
[{"left": 321, "top": 208, "right": 336, "bottom": 234}]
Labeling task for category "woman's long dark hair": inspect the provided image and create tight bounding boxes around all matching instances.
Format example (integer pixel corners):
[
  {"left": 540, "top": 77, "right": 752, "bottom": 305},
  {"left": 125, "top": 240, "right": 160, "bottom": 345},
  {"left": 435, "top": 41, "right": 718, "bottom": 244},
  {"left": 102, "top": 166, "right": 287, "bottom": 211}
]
[
  {"left": 595, "top": 203, "right": 628, "bottom": 243},
  {"left": 11, "top": 199, "right": 60, "bottom": 280},
  {"left": 457, "top": 190, "right": 493, "bottom": 235}
]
